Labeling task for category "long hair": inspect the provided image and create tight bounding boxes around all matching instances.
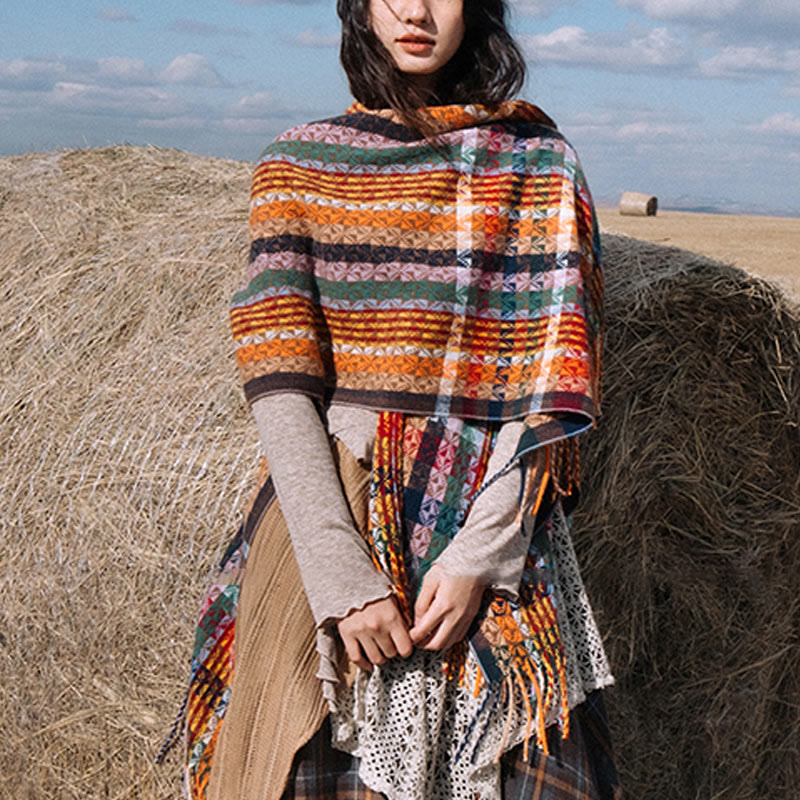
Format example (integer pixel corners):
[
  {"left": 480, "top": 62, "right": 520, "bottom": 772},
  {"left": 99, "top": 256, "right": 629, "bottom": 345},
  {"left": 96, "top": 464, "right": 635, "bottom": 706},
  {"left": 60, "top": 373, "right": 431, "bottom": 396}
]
[{"left": 337, "top": 0, "right": 526, "bottom": 122}]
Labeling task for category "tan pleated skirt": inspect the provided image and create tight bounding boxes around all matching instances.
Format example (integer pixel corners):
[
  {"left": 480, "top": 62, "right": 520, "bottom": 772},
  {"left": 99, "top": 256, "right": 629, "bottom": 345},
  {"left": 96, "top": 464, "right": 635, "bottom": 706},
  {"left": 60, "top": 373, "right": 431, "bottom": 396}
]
[{"left": 206, "top": 442, "right": 370, "bottom": 800}]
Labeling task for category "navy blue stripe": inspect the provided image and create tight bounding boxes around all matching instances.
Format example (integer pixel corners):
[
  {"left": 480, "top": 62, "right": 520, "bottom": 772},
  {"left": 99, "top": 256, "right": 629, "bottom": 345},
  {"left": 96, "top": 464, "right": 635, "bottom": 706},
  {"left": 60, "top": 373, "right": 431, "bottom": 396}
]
[
  {"left": 244, "top": 374, "right": 326, "bottom": 405},
  {"left": 250, "top": 235, "right": 550, "bottom": 273}
]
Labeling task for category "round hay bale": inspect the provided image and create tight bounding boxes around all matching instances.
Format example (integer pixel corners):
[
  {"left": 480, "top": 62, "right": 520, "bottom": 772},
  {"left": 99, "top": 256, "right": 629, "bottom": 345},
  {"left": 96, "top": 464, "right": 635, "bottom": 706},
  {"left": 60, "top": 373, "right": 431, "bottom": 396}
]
[
  {"left": 0, "top": 145, "right": 254, "bottom": 799},
  {"left": 1, "top": 146, "right": 798, "bottom": 799},
  {"left": 620, "top": 191, "right": 658, "bottom": 216},
  {"left": 574, "top": 234, "right": 800, "bottom": 800}
]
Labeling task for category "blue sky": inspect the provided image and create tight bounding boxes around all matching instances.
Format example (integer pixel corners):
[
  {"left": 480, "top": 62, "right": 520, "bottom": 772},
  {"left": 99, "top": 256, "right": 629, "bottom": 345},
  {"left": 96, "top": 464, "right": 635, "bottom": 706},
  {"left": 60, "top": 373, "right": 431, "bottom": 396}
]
[{"left": 2, "top": 0, "right": 799, "bottom": 215}]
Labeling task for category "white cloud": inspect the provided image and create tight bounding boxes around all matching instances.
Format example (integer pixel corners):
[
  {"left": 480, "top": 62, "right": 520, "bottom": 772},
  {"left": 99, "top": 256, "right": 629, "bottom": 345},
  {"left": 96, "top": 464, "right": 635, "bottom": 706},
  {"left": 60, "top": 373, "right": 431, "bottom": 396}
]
[
  {"left": 616, "top": 121, "right": 689, "bottom": 139},
  {"left": 521, "top": 25, "right": 690, "bottom": 70},
  {"left": 0, "top": 55, "right": 230, "bottom": 92},
  {"left": 220, "top": 92, "right": 314, "bottom": 136},
  {"left": 620, "top": 0, "right": 800, "bottom": 20},
  {"left": 226, "top": 92, "right": 303, "bottom": 119},
  {"left": 0, "top": 58, "right": 72, "bottom": 90},
  {"left": 97, "top": 7, "right": 137, "bottom": 22},
  {"left": 699, "top": 46, "right": 800, "bottom": 79},
  {"left": 159, "top": 54, "right": 227, "bottom": 88},
  {"left": 619, "top": 0, "right": 741, "bottom": 21},
  {"left": 98, "top": 57, "right": 155, "bottom": 85},
  {"left": 755, "top": 113, "right": 800, "bottom": 137},
  {"left": 291, "top": 28, "right": 340, "bottom": 48},
  {"left": 231, "top": 92, "right": 283, "bottom": 116},
  {"left": 49, "top": 83, "right": 180, "bottom": 117},
  {"left": 522, "top": 23, "right": 800, "bottom": 89},
  {"left": 510, "top": 0, "right": 577, "bottom": 18},
  {"left": 563, "top": 109, "right": 694, "bottom": 144},
  {"left": 619, "top": 0, "right": 800, "bottom": 40}
]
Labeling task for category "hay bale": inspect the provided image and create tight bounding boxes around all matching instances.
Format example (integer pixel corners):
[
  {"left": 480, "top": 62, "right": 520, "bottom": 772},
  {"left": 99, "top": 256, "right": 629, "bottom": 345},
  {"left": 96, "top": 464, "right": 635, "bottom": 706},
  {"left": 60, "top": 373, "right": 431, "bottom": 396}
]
[
  {"left": 0, "top": 145, "right": 254, "bottom": 799},
  {"left": 1, "top": 146, "right": 798, "bottom": 799},
  {"left": 573, "top": 235, "right": 800, "bottom": 800},
  {"left": 620, "top": 191, "right": 658, "bottom": 216}
]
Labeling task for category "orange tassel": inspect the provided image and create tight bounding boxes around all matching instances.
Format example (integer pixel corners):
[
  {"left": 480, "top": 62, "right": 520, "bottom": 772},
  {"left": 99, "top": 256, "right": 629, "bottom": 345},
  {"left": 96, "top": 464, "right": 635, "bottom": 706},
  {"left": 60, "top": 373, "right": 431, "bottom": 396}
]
[
  {"left": 473, "top": 666, "right": 485, "bottom": 698},
  {"left": 512, "top": 663, "right": 535, "bottom": 761}
]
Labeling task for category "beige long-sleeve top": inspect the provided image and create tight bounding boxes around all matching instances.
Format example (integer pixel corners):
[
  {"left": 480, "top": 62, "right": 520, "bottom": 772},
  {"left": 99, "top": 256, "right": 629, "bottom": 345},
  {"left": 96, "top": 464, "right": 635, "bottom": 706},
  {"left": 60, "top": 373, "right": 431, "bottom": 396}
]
[{"left": 251, "top": 393, "right": 529, "bottom": 627}]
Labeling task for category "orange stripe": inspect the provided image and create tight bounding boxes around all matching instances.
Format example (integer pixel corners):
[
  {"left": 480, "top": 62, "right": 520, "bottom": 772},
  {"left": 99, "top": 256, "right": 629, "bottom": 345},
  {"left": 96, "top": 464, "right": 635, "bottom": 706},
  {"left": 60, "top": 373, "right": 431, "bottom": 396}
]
[
  {"left": 236, "top": 348, "right": 590, "bottom": 387},
  {"left": 252, "top": 160, "right": 565, "bottom": 195},
  {"left": 234, "top": 303, "right": 586, "bottom": 340},
  {"left": 236, "top": 340, "right": 320, "bottom": 364},
  {"left": 250, "top": 199, "right": 568, "bottom": 241},
  {"left": 251, "top": 199, "right": 459, "bottom": 232},
  {"left": 252, "top": 163, "right": 565, "bottom": 205}
]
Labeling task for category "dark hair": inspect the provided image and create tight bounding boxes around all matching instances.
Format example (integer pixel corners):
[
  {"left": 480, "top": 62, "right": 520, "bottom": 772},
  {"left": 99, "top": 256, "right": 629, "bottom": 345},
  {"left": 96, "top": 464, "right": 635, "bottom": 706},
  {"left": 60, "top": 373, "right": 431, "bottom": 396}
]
[{"left": 337, "top": 0, "right": 526, "bottom": 118}]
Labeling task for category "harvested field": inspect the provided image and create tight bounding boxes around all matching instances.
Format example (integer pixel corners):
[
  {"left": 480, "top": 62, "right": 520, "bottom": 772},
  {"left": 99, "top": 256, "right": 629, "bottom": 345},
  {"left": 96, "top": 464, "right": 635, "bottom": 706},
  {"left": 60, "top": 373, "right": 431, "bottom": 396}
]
[
  {"left": 597, "top": 207, "right": 800, "bottom": 296},
  {"left": 1, "top": 145, "right": 798, "bottom": 800}
]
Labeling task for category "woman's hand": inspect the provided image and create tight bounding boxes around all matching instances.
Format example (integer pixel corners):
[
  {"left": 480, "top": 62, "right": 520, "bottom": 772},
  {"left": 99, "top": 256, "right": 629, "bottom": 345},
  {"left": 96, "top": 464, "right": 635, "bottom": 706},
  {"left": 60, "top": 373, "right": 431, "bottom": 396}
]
[
  {"left": 409, "top": 565, "right": 485, "bottom": 651},
  {"left": 337, "top": 595, "right": 414, "bottom": 672}
]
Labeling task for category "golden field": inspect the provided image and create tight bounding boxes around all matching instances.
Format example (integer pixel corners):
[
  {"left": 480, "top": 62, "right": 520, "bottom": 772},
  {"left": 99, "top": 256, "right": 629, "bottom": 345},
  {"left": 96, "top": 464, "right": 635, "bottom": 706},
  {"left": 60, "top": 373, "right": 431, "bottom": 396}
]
[{"left": 597, "top": 206, "right": 800, "bottom": 295}]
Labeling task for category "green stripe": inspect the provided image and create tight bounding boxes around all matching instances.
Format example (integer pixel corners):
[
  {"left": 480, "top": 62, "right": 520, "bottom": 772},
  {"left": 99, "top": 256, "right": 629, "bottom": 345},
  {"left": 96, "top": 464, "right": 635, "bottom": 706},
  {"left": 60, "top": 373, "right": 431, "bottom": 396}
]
[
  {"left": 234, "top": 270, "right": 580, "bottom": 311},
  {"left": 231, "top": 269, "right": 315, "bottom": 304}
]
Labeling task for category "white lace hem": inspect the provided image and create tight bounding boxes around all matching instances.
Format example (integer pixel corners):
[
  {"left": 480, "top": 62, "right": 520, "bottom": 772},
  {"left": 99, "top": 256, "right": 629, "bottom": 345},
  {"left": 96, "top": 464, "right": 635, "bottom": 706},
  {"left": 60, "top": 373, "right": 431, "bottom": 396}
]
[{"left": 323, "top": 508, "right": 613, "bottom": 800}]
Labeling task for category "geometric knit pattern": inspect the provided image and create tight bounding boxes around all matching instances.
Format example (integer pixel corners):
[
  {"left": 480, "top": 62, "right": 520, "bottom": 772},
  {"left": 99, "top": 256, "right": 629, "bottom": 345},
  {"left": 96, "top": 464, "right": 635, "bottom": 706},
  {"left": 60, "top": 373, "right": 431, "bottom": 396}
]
[
  {"left": 367, "top": 411, "right": 570, "bottom": 762},
  {"left": 230, "top": 101, "right": 603, "bottom": 436}
]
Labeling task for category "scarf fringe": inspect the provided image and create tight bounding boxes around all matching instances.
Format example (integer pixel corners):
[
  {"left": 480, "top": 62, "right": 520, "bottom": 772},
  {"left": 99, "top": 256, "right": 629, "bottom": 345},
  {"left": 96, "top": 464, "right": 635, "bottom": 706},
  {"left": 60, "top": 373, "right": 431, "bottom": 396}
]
[
  {"left": 371, "top": 410, "right": 573, "bottom": 766},
  {"left": 369, "top": 411, "right": 413, "bottom": 620},
  {"left": 518, "top": 437, "right": 581, "bottom": 522}
]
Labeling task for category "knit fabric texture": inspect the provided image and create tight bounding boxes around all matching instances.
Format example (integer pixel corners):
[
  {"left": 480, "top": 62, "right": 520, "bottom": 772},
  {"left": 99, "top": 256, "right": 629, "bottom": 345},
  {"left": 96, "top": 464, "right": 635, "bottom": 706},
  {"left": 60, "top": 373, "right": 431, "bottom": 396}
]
[
  {"left": 230, "top": 101, "right": 602, "bottom": 451},
  {"left": 364, "top": 410, "right": 571, "bottom": 762}
]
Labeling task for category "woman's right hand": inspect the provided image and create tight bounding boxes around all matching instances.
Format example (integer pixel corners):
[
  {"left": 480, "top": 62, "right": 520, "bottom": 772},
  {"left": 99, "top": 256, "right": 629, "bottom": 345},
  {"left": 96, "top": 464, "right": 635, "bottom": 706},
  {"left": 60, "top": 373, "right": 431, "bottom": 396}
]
[{"left": 337, "top": 595, "right": 414, "bottom": 671}]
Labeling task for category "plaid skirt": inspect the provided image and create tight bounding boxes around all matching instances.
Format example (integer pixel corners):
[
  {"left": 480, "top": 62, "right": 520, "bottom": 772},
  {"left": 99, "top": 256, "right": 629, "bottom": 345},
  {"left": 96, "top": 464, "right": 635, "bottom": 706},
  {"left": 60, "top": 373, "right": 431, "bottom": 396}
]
[{"left": 280, "top": 691, "right": 622, "bottom": 800}]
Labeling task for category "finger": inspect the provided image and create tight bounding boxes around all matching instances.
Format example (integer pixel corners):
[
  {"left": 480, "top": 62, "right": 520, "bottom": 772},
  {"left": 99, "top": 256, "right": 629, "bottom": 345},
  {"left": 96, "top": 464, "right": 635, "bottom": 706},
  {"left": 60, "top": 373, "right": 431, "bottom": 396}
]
[
  {"left": 436, "top": 619, "right": 472, "bottom": 651},
  {"left": 391, "top": 623, "right": 415, "bottom": 658},
  {"left": 422, "top": 593, "right": 483, "bottom": 650},
  {"left": 360, "top": 636, "right": 387, "bottom": 667},
  {"left": 342, "top": 634, "right": 373, "bottom": 672},
  {"left": 375, "top": 632, "right": 398, "bottom": 660},
  {"left": 413, "top": 570, "right": 440, "bottom": 620},
  {"left": 409, "top": 604, "right": 444, "bottom": 645},
  {"left": 371, "top": 599, "right": 411, "bottom": 658},
  {"left": 419, "top": 617, "right": 458, "bottom": 651}
]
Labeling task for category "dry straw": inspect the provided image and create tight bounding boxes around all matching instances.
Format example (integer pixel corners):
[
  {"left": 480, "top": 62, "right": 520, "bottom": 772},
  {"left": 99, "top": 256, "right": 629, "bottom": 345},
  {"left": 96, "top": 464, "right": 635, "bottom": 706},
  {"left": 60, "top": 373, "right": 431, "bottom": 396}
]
[
  {"left": 574, "top": 235, "right": 800, "bottom": 799},
  {"left": 1, "top": 146, "right": 798, "bottom": 800},
  {"left": 0, "top": 146, "right": 255, "bottom": 799}
]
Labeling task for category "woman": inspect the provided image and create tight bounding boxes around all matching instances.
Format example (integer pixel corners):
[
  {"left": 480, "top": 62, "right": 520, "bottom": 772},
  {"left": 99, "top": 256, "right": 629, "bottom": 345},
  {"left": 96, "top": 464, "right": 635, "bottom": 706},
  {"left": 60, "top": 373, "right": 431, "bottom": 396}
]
[{"left": 183, "top": 1, "right": 621, "bottom": 798}]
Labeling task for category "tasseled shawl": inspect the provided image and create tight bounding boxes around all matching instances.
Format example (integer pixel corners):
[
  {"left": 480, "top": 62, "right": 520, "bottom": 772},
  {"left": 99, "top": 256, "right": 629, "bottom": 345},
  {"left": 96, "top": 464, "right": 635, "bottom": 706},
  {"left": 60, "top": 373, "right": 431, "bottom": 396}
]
[
  {"left": 230, "top": 101, "right": 603, "bottom": 463},
  {"left": 228, "top": 101, "right": 604, "bottom": 759}
]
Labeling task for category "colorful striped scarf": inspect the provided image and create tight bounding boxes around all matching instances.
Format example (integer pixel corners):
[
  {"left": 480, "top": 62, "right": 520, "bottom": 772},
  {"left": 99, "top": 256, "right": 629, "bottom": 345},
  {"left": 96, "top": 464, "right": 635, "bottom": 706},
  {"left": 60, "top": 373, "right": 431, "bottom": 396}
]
[
  {"left": 229, "top": 102, "right": 603, "bottom": 758},
  {"left": 230, "top": 101, "right": 602, "bottom": 458},
  {"left": 369, "top": 410, "right": 571, "bottom": 760}
]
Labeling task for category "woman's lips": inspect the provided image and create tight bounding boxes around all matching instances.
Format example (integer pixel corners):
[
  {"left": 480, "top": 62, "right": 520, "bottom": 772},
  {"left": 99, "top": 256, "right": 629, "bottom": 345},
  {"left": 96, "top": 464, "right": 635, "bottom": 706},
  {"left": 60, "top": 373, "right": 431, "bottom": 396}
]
[{"left": 397, "top": 36, "right": 435, "bottom": 55}]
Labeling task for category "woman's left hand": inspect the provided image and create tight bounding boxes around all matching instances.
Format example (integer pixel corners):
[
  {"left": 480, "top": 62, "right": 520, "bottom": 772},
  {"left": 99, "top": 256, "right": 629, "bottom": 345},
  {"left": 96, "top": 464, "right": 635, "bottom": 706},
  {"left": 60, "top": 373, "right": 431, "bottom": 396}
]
[{"left": 409, "top": 565, "right": 485, "bottom": 651}]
